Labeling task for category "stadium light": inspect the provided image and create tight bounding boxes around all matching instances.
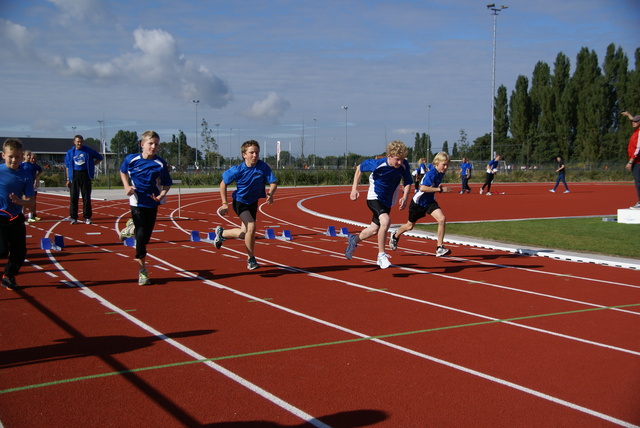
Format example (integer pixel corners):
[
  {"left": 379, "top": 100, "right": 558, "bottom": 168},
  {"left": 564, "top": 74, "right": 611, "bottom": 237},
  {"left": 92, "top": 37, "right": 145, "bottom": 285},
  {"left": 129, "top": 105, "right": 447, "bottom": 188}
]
[{"left": 487, "top": 4, "right": 508, "bottom": 159}]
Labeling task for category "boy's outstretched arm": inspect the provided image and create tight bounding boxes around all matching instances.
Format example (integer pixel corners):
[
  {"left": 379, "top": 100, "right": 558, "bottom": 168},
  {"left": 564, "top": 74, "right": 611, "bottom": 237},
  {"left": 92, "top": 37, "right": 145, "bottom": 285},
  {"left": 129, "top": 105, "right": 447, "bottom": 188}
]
[
  {"left": 350, "top": 165, "right": 362, "bottom": 201},
  {"left": 120, "top": 171, "right": 135, "bottom": 197},
  {"left": 266, "top": 182, "right": 277, "bottom": 204},
  {"left": 398, "top": 184, "right": 412, "bottom": 210},
  {"left": 218, "top": 181, "right": 229, "bottom": 216}
]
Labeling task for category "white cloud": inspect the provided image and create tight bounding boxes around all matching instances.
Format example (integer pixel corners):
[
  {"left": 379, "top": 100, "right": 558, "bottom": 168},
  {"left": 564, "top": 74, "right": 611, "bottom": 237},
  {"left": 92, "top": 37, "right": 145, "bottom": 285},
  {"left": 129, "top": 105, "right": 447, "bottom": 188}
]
[
  {"left": 242, "top": 92, "right": 291, "bottom": 124},
  {"left": 0, "top": 19, "right": 232, "bottom": 109},
  {"left": 46, "top": 0, "right": 109, "bottom": 25},
  {"left": 0, "top": 19, "right": 35, "bottom": 58}
]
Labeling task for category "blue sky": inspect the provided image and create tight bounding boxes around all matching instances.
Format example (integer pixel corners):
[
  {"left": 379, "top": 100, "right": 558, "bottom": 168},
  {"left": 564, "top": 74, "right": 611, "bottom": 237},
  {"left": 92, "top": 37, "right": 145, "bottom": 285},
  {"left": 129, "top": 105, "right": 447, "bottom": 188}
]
[{"left": 0, "top": 0, "right": 638, "bottom": 160}]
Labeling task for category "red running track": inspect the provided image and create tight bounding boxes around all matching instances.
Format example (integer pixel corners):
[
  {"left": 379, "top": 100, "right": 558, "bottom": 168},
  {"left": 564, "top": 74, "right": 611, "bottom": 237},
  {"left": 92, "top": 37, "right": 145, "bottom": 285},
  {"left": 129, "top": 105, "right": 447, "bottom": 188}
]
[{"left": 1, "top": 183, "right": 639, "bottom": 427}]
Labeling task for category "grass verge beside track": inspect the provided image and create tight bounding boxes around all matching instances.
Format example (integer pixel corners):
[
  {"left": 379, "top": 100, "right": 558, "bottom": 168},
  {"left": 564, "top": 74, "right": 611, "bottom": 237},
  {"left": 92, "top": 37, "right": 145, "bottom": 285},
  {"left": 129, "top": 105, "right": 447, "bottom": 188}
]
[{"left": 415, "top": 217, "right": 637, "bottom": 259}]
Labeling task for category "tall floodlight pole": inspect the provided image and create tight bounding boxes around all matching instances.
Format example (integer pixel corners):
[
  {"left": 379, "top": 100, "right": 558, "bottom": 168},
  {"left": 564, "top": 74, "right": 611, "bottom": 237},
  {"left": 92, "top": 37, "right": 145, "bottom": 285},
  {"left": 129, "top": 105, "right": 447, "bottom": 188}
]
[
  {"left": 215, "top": 123, "right": 220, "bottom": 168},
  {"left": 342, "top": 106, "right": 348, "bottom": 168},
  {"left": 487, "top": 4, "right": 508, "bottom": 159},
  {"left": 177, "top": 130, "right": 182, "bottom": 170},
  {"left": 313, "top": 118, "right": 317, "bottom": 168},
  {"left": 191, "top": 100, "right": 200, "bottom": 168},
  {"left": 97, "top": 120, "right": 104, "bottom": 176},
  {"left": 427, "top": 105, "right": 431, "bottom": 157}
]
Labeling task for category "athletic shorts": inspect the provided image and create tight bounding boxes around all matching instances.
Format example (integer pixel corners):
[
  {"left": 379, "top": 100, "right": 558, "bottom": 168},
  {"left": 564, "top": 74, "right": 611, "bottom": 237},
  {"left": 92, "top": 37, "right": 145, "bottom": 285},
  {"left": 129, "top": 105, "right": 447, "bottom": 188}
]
[
  {"left": 366, "top": 199, "right": 391, "bottom": 226},
  {"left": 232, "top": 200, "right": 258, "bottom": 221},
  {"left": 407, "top": 199, "right": 440, "bottom": 223}
]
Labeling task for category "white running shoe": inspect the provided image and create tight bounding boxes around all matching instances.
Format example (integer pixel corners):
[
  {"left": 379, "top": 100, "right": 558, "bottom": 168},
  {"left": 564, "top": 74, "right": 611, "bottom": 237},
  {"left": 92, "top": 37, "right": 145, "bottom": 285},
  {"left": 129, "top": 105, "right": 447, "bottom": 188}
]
[
  {"left": 213, "top": 226, "right": 225, "bottom": 249},
  {"left": 389, "top": 233, "right": 399, "bottom": 251},
  {"left": 377, "top": 253, "right": 391, "bottom": 269},
  {"left": 119, "top": 219, "right": 135, "bottom": 241},
  {"left": 138, "top": 269, "right": 151, "bottom": 286},
  {"left": 435, "top": 246, "right": 451, "bottom": 257}
]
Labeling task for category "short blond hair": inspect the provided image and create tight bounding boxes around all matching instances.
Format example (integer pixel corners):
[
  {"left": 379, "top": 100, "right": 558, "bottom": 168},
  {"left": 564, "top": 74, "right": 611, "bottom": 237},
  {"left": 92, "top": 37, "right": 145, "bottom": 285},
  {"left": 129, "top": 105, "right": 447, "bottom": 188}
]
[
  {"left": 386, "top": 140, "right": 408, "bottom": 158},
  {"left": 141, "top": 130, "right": 160, "bottom": 141},
  {"left": 432, "top": 151, "right": 450, "bottom": 165}
]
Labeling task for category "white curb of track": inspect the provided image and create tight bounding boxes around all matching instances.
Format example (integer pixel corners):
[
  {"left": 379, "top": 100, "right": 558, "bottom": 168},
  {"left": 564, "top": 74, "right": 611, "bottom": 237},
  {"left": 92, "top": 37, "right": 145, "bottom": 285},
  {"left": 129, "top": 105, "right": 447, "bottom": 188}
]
[{"left": 296, "top": 194, "right": 640, "bottom": 271}]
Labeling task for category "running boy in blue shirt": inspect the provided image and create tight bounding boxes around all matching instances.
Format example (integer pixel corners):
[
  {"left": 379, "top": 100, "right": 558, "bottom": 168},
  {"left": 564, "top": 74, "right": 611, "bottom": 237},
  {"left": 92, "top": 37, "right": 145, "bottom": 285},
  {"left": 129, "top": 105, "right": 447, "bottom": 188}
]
[
  {"left": 120, "top": 131, "right": 172, "bottom": 285},
  {"left": 214, "top": 140, "right": 277, "bottom": 271},
  {"left": 390, "top": 152, "right": 452, "bottom": 257},
  {"left": 345, "top": 140, "right": 413, "bottom": 269},
  {"left": 0, "top": 138, "right": 35, "bottom": 290}
]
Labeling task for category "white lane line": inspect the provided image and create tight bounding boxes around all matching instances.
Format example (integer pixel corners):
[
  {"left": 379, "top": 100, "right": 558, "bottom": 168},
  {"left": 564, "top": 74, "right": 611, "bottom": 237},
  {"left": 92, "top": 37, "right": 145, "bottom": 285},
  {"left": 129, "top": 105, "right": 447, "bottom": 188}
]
[
  {"left": 144, "top": 251, "right": 640, "bottom": 428},
  {"left": 44, "top": 252, "right": 331, "bottom": 428}
]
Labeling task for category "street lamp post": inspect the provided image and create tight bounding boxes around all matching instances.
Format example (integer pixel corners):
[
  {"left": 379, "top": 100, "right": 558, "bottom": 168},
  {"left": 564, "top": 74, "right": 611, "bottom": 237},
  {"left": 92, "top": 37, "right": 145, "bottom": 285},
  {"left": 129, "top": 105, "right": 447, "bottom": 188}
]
[
  {"left": 342, "top": 106, "right": 348, "bottom": 168},
  {"left": 215, "top": 123, "right": 220, "bottom": 169},
  {"left": 177, "top": 130, "right": 182, "bottom": 171},
  {"left": 487, "top": 4, "right": 508, "bottom": 160},
  {"left": 427, "top": 104, "right": 431, "bottom": 157},
  {"left": 192, "top": 99, "right": 199, "bottom": 168},
  {"left": 313, "top": 118, "right": 317, "bottom": 168}
]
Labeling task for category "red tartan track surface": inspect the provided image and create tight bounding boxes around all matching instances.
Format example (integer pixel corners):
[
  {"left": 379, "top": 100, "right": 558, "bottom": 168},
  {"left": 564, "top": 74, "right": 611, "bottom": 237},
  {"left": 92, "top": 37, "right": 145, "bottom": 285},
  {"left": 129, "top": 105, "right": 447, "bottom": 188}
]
[{"left": 1, "top": 182, "right": 639, "bottom": 427}]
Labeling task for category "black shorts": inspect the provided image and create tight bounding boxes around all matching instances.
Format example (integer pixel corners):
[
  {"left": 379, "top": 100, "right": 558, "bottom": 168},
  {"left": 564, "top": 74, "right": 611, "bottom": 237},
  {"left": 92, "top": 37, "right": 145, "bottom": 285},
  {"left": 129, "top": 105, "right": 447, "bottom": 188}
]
[
  {"left": 232, "top": 200, "right": 258, "bottom": 220},
  {"left": 366, "top": 199, "right": 391, "bottom": 226},
  {"left": 407, "top": 199, "right": 440, "bottom": 223}
]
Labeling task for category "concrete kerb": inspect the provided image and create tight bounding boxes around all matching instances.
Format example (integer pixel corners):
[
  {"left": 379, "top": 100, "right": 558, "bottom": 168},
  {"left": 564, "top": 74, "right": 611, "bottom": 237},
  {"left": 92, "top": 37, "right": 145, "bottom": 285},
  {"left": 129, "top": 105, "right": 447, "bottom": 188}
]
[{"left": 295, "top": 195, "right": 640, "bottom": 271}]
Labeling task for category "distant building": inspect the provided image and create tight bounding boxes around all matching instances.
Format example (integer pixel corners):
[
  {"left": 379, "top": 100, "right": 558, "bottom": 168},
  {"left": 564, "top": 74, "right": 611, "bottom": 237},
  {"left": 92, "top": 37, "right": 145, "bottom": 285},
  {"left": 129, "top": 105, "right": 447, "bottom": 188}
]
[{"left": 0, "top": 137, "right": 112, "bottom": 172}]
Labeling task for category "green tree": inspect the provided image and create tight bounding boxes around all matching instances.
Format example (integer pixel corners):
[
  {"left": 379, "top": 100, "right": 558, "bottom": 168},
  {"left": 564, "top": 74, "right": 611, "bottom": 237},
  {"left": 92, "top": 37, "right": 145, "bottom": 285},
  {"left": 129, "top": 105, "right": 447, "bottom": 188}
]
[
  {"left": 571, "top": 47, "right": 606, "bottom": 163},
  {"left": 494, "top": 85, "right": 511, "bottom": 159},
  {"left": 441, "top": 141, "right": 449, "bottom": 154},
  {"left": 110, "top": 130, "right": 139, "bottom": 165},
  {"left": 200, "top": 118, "right": 219, "bottom": 169},
  {"left": 509, "top": 75, "right": 533, "bottom": 165},
  {"left": 551, "top": 52, "right": 575, "bottom": 160},
  {"left": 530, "top": 61, "right": 556, "bottom": 163}
]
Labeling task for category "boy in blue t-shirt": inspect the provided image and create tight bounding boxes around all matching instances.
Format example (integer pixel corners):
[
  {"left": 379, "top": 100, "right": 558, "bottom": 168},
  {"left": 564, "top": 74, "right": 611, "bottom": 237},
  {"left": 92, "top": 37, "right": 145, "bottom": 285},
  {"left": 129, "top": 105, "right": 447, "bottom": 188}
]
[
  {"left": 213, "top": 140, "right": 277, "bottom": 271},
  {"left": 459, "top": 157, "right": 472, "bottom": 194},
  {"left": 22, "top": 150, "right": 43, "bottom": 222},
  {"left": 345, "top": 140, "right": 413, "bottom": 269},
  {"left": 120, "top": 131, "right": 172, "bottom": 285},
  {"left": 0, "top": 138, "right": 35, "bottom": 290},
  {"left": 390, "top": 152, "right": 452, "bottom": 257}
]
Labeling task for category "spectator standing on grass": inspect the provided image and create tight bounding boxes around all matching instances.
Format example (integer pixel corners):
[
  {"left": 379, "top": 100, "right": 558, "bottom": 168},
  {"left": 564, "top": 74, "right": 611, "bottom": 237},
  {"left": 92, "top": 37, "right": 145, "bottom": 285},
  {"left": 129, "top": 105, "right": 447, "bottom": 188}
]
[
  {"left": 120, "top": 131, "right": 172, "bottom": 286},
  {"left": 549, "top": 155, "right": 570, "bottom": 193},
  {"left": 65, "top": 135, "right": 103, "bottom": 224},
  {"left": 459, "top": 157, "right": 472, "bottom": 194},
  {"left": 22, "top": 150, "right": 42, "bottom": 222},
  {"left": 213, "top": 140, "right": 277, "bottom": 271},
  {"left": 480, "top": 154, "right": 501, "bottom": 196},
  {"left": 345, "top": 140, "right": 413, "bottom": 269},
  {"left": 621, "top": 111, "right": 640, "bottom": 209},
  {"left": 0, "top": 138, "right": 34, "bottom": 290},
  {"left": 390, "top": 152, "right": 452, "bottom": 257}
]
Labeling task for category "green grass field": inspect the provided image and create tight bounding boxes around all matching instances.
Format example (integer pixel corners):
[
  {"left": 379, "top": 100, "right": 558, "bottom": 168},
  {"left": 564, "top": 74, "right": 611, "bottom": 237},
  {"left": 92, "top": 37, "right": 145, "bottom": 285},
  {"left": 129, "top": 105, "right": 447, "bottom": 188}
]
[{"left": 415, "top": 217, "right": 638, "bottom": 259}]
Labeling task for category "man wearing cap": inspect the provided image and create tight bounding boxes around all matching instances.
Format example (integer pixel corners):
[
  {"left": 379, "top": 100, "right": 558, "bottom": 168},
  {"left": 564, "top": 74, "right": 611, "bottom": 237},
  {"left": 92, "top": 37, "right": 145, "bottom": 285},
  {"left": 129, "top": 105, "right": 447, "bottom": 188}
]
[{"left": 622, "top": 111, "right": 640, "bottom": 209}]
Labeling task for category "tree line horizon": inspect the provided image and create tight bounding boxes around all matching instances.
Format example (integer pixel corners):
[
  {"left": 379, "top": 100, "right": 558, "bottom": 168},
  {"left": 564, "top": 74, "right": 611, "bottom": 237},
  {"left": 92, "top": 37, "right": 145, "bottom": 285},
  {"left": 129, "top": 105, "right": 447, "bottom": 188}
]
[{"left": 96, "top": 43, "right": 639, "bottom": 170}]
